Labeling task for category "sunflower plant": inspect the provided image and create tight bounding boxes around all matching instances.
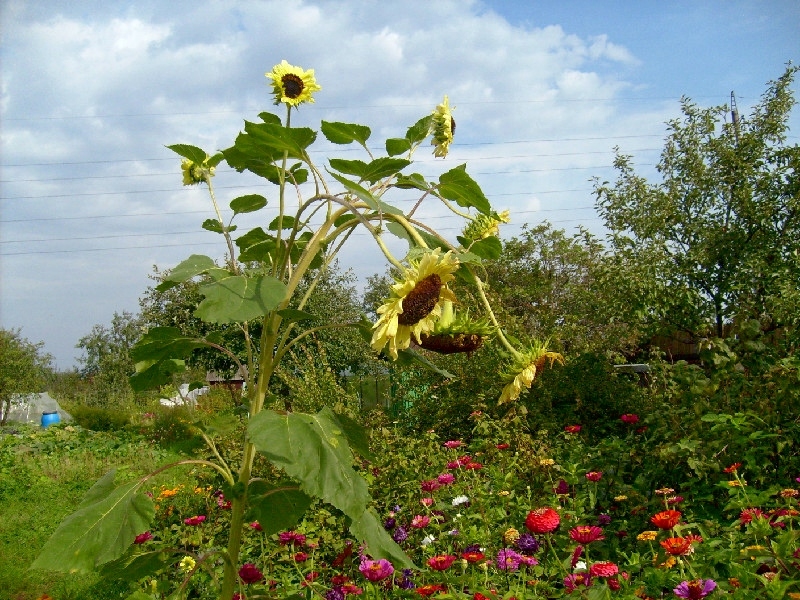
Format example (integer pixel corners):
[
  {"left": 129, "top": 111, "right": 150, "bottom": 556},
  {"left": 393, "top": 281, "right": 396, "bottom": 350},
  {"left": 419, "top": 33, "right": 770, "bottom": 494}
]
[{"left": 32, "top": 61, "right": 558, "bottom": 600}]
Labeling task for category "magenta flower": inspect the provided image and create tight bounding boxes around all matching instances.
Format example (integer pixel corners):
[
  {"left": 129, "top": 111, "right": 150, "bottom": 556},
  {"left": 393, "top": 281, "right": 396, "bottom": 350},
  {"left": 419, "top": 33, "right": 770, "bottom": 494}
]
[
  {"left": 238, "top": 563, "right": 264, "bottom": 584},
  {"left": 410, "top": 515, "right": 431, "bottom": 528},
  {"left": 278, "top": 530, "right": 306, "bottom": 545},
  {"left": 673, "top": 579, "right": 717, "bottom": 599},
  {"left": 426, "top": 554, "right": 457, "bottom": 571},
  {"left": 183, "top": 515, "right": 206, "bottom": 526},
  {"left": 585, "top": 471, "right": 603, "bottom": 482},
  {"left": 564, "top": 573, "right": 591, "bottom": 592},
  {"left": 134, "top": 531, "right": 153, "bottom": 544},
  {"left": 249, "top": 521, "right": 263, "bottom": 531},
  {"left": 496, "top": 548, "right": 524, "bottom": 571},
  {"left": 569, "top": 525, "right": 605, "bottom": 544},
  {"left": 437, "top": 473, "right": 455, "bottom": 485},
  {"left": 620, "top": 413, "right": 640, "bottom": 424},
  {"left": 420, "top": 479, "right": 441, "bottom": 492},
  {"left": 359, "top": 557, "right": 394, "bottom": 582},
  {"left": 443, "top": 440, "right": 463, "bottom": 449}
]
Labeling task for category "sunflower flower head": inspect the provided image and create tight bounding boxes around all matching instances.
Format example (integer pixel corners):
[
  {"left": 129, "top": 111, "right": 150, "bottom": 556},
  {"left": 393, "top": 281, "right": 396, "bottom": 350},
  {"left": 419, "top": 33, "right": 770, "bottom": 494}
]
[
  {"left": 181, "top": 157, "right": 215, "bottom": 186},
  {"left": 371, "top": 249, "right": 460, "bottom": 359},
  {"left": 418, "top": 300, "right": 494, "bottom": 355},
  {"left": 499, "top": 341, "right": 565, "bottom": 404},
  {"left": 266, "top": 60, "right": 321, "bottom": 107},
  {"left": 461, "top": 210, "right": 511, "bottom": 242},
  {"left": 430, "top": 95, "right": 455, "bottom": 158}
]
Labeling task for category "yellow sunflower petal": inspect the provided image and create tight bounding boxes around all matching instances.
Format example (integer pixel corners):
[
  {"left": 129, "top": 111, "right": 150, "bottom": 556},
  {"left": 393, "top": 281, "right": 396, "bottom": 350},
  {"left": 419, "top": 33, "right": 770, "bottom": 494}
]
[{"left": 265, "top": 60, "right": 321, "bottom": 106}]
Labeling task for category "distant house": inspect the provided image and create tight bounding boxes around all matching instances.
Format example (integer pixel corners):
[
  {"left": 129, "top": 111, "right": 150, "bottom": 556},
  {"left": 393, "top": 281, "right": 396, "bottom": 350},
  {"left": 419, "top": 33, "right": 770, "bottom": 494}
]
[{"left": 206, "top": 366, "right": 248, "bottom": 391}]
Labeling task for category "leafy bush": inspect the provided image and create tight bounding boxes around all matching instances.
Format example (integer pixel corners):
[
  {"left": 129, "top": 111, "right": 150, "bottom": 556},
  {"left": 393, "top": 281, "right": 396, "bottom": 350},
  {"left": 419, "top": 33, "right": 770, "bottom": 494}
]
[{"left": 68, "top": 404, "right": 131, "bottom": 431}]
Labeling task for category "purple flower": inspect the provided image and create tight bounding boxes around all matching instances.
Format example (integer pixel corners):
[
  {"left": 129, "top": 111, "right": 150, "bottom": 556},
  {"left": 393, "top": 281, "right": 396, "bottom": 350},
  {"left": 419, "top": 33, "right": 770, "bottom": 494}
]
[
  {"left": 554, "top": 479, "right": 570, "bottom": 495},
  {"left": 359, "top": 557, "right": 394, "bottom": 582},
  {"left": 673, "top": 579, "right": 717, "bottom": 599},
  {"left": 384, "top": 517, "right": 396, "bottom": 530},
  {"left": 398, "top": 569, "right": 415, "bottom": 589},
  {"left": 496, "top": 548, "right": 524, "bottom": 571},
  {"left": 515, "top": 533, "right": 540, "bottom": 553},
  {"left": 392, "top": 526, "right": 408, "bottom": 542},
  {"left": 597, "top": 514, "right": 612, "bottom": 526},
  {"left": 238, "top": 563, "right": 264, "bottom": 585},
  {"left": 325, "top": 588, "right": 345, "bottom": 600}
]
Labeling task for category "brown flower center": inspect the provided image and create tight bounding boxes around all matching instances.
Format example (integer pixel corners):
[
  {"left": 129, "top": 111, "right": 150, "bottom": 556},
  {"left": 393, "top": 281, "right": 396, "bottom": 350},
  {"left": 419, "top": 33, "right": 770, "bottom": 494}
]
[
  {"left": 281, "top": 74, "right": 304, "bottom": 98},
  {"left": 398, "top": 274, "right": 441, "bottom": 325},
  {"left": 450, "top": 117, "right": 456, "bottom": 135}
]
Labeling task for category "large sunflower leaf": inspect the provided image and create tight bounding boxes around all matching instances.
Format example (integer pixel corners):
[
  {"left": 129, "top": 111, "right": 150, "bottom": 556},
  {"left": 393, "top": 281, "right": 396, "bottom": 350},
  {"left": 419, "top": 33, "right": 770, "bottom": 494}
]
[
  {"left": 129, "top": 327, "right": 208, "bottom": 391},
  {"left": 99, "top": 550, "right": 176, "bottom": 581},
  {"left": 155, "top": 254, "right": 216, "bottom": 291},
  {"left": 329, "top": 172, "right": 404, "bottom": 215},
  {"left": 166, "top": 144, "right": 207, "bottom": 163},
  {"left": 230, "top": 194, "right": 268, "bottom": 215},
  {"left": 361, "top": 157, "right": 412, "bottom": 184},
  {"left": 438, "top": 165, "right": 492, "bottom": 215},
  {"left": 246, "top": 481, "right": 314, "bottom": 535},
  {"left": 243, "top": 121, "right": 316, "bottom": 159},
  {"left": 329, "top": 158, "right": 367, "bottom": 180},
  {"left": 31, "top": 471, "right": 154, "bottom": 573},
  {"left": 196, "top": 274, "right": 286, "bottom": 324},
  {"left": 406, "top": 115, "right": 433, "bottom": 144},
  {"left": 321, "top": 121, "right": 371, "bottom": 145},
  {"left": 350, "top": 508, "right": 415, "bottom": 569}
]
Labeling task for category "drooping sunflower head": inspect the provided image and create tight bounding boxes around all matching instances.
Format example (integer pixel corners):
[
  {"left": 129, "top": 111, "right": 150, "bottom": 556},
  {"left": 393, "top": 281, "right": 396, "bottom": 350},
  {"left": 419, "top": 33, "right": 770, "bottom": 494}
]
[
  {"left": 371, "top": 249, "right": 460, "bottom": 359},
  {"left": 498, "top": 341, "right": 564, "bottom": 404},
  {"left": 430, "top": 95, "right": 455, "bottom": 158},
  {"left": 265, "top": 60, "right": 322, "bottom": 107},
  {"left": 462, "top": 210, "right": 511, "bottom": 242},
  {"left": 418, "top": 300, "right": 494, "bottom": 355}
]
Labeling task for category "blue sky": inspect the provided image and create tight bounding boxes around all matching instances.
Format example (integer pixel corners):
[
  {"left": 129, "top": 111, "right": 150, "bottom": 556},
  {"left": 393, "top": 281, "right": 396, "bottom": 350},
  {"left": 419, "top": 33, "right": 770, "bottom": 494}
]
[{"left": 1, "top": 0, "right": 798, "bottom": 368}]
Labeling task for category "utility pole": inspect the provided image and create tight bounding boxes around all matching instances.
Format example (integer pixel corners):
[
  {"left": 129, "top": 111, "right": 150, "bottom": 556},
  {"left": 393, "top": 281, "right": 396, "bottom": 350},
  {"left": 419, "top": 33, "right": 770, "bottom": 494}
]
[{"left": 730, "top": 91, "right": 740, "bottom": 145}]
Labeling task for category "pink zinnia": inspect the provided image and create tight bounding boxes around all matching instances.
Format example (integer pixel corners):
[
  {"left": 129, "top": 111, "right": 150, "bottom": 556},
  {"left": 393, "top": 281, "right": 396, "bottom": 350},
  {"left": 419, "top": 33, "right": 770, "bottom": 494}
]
[
  {"left": 525, "top": 507, "right": 560, "bottom": 534},
  {"left": 238, "top": 563, "right": 264, "bottom": 584},
  {"left": 569, "top": 525, "right": 605, "bottom": 544},
  {"left": 444, "top": 440, "right": 463, "bottom": 449},
  {"left": 564, "top": 573, "right": 592, "bottom": 592},
  {"left": 278, "top": 530, "right": 306, "bottom": 545},
  {"left": 620, "top": 413, "right": 639, "bottom": 424},
  {"left": 585, "top": 471, "right": 603, "bottom": 482},
  {"left": 420, "top": 497, "right": 434, "bottom": 507},
  {"left": 674, "top": 579, "right": 717, "bottom": 599},
  {"left": 420, "top": 479, "right": 441, "bottom": 492},
  {"left": 740, "top": 508, "right": 765, "bottom": 524},
  {"left": 589, "top": 561, "right": 619, "bottom": 578},
  {"left": 495, "top": 548, "right": 523, "bottom": 571},
  {"left": 427, "top": 554, "right": 457, "bottom": 571},
  {"left": 249, "top": 521, "right": 263, "bottom": 531},
  {"left": 437, "top": 473, "right": 455, "bottom": 485},
  {"left": 359, "top": 557, "right": 394, "bottom": 581},
  {"left": 134, "top": 531, "right": 153, "bottom": 544},
  {"left": 411, "top": 515, "right": 431, "bottom": 528},
  {"left": 183, "top": 515, "right": 206, "bottom": 526}
]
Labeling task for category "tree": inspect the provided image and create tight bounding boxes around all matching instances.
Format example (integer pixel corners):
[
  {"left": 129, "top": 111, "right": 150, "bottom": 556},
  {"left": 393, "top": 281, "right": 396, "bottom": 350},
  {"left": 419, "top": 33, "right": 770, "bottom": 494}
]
[
  {"left": 595, "top": 65, "right": 800, "bottom": 341},
  {"left": 0, "top": 328, "right": 53, "bottom": 424},
  {"left": 76, "top": 311, "right": 142, "bottom": 407}
]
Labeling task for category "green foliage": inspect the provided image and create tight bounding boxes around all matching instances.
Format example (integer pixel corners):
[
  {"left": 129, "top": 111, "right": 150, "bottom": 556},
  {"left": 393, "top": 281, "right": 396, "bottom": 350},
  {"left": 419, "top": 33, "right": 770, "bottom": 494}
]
[
  {"left": 69, "top": 404, "right": 131, "bottom": 432},
  {"left": 0, "top": 327, "right": 53, "bottom": 424}
]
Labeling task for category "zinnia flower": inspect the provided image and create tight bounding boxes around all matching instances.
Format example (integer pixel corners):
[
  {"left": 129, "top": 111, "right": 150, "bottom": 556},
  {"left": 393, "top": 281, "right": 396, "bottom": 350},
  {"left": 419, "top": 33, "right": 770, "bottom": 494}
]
[
  {"left": 564, "top": 573, "right": 591, "bottom": 592},
  {"left": 183, "top": 515, "right": 206, "bottom": 526},
  {"left": 359, "top": 557, "right": 394, "bottom": 581},
  {"left": 134, "top": 531, "right": 153, "bottom": 544},
  {"left": 437, "top": 473, "right": 455, "bottom": 485},
  {"left": 589, "top": 561, "right": 619, "bottom": 578},
  {"left": 525, "top": 507, "right": 560, "bottom": 534},
  {"left": 238, "top": 563, "right": 264, "bottom": 584},
  {"left": 392, "top": 526, "right": 409, "bottom": 542},
  {"left": 585, "top": 471, "right": 603, "bottom": 482},
  {"left": 278, "top": 530, "right": 307, "bottom": 545},
  {"left": 371, "top": 249, "right": 459, "bottom": 359},
  {"left": 427, "top": 554, "right": 457, "bottom": 571},
  {"left": 637, "top": 530, "right": 658, "bottom": 541},
  {"left": 495, "top": 548, "right": 523, "bottom": 571},
  {"left": 499, "top": 342, "right": 564, "bottom": 404},
  {"left": 415, "top": 584, "right": 447, "bottom": 596},
  {"left": 569, "top": 525, "right": 605, "bottom": 544},
  {"left": 660, "top": 537, "right": 693, "bottom": 556},
  {"left": 179, "top": 556, "right": 196, "bottom": 573},
  {"left": 265, "top": 60, "right": 321, "bottom": 106},
  {"left": 739, "top": 508, "right": 765, "bottom": 524},
  {"left": 421, "top": 479, "right": 442, "bottom": 492},
  {"left": 723, "top": 462, "right": 742, "bottom": 473},
  {"left": 503, "top": 527, "right": 521, "bottom": 544},
  {"left": 650, "top": 510, "right": 681, "bottom": 530},
  {"left": 564, "top": 424, "right": 582, "bottom": 433},
  {"left": 673, "top": 579, "right": 717, "bottom": 599},
  {"left": 444, "top": 440, "right": 463, "bottom": 449},
  {"left": 462, "top": 550, "right": 485, "bottom": 563},
  {"left": 411, "top": 515, "right": 431, "bottom": 528},
  {"left": 620, "top": 413, "right": 640, "bottom": 424},
  {"left": 430, "top": 95, "right": 455, "bottom": 158},
  {"left": 515, "top": 533, "right": 540, "bottom": 553}
]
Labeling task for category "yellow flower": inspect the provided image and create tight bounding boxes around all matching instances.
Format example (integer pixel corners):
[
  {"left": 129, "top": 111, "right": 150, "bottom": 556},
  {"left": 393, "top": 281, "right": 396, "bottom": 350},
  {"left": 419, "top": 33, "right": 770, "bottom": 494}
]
[
  {"left": 637, "top": 530, "right": 658, "bottom": 541},
  {"left": 728, "top": 480, "right": 747, "bottom": 488},
  {"left": 614, "top": 495, "right": 628, "bottom": 502},
  {"left": 539, "top": 458, "right": 555, "bottom": 467},
  {"left": 503, "top": 527, "right": 520, "bottom": 544},
  {"left": 265, "top": 60, "right": 321, "bottom": 106},
  {"left": 430, "top": 95, "right": 455, "bottom": 157},
  {"left": 371, "top": 249, "right": 459, "bottom": 359},
  {"left": 498, "top": 490, "right": 510, "bottom": 497},
  {"left": 181, "top": 158, "right": 214, "bottom": 185},
  {"left": 462, "top": 210, "right": 510, "bottom": 242},
  {"left": 179, "top": 556, "right": 196, "bottom": 573},
  {"left": 499, "top": 342, "right": 565, "bottom": 404}
]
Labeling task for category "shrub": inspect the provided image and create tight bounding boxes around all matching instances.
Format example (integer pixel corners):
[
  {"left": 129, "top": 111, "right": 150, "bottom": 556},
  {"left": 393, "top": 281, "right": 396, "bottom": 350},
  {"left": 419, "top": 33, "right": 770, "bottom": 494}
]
[{"left": 68, "top": 405, "right": 131, "bottom": 431}]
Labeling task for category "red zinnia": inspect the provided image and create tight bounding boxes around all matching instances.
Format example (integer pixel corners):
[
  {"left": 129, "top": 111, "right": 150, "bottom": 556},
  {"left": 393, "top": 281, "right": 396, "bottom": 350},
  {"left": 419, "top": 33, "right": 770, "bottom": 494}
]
[
  {"left": 427, "top": 554, "right": 457, "bottom": 571},
  {"left": 650, "top": 510, "right": 681, "bottom": 530},
  {"left": 134, "top": 531, "right": 153, "bottom": 544},
  {"left": 723, "top": 462, "right": 742, "bottom": 473},
  {"left": 416, "top": 583, "right": 447, "bottom": 596},
  {"left": 183, "top": 515, "right": 206, "bottom": 526},
  {"left": 462, "top": 550, "right": 486, "bottom": 563},
  {"left": 585, "top": 471, "right": 603, "bottom": 482},
  {"left": 620, "top": 413, "right": 640, "bottom": 424},
  {"left": 569, "top": 525, "right": 605, "bottom": 544},
  {"left": 496, "top": 443, "right": 510, "bottom": 450},
  {"left": 238, "top": 563, "right": 264, "bottom": 584},
  {"left": 589, "top": 561, "right": 619, "bottom": 578},
  {"left": 525, "top": 507, "right": 560, "bottom": 534},
  {"left": 564, "top": 425, "right": 582, "bottom": 433},
  {"left": 293, "top": 552, "right": 309, "bottom": 562},
  {"left": 660, "top": 536, "right": 693, "bottom": 556}
]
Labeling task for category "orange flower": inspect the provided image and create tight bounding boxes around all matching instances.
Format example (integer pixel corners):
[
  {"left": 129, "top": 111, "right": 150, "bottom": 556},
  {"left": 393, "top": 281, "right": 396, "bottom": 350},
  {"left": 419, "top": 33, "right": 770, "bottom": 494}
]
[
  {"left": 723, "top": 462, "right": 742, "bottom": 473},
  {"left": 525, "top": 507, "right": 560, "bottom": 534},
  {"left": 650, "top": 510, "right": 681, "bottom": 530},
  {"left": 660, "top": 536, "right": 693, "bottom": 556}
]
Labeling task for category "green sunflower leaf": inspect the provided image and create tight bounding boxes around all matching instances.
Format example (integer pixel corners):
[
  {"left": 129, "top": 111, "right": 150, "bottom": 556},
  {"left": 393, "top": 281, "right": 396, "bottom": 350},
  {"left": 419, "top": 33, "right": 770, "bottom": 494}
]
[
  {"left": 235, "top": 227, "right": 277, "bottom": 263},
  {"left": 276, "top": 308, "right": 318, "bottom": 324},
  {"left": 155, "top": 254, "right": 216, "bottom": 291},
  {"left": 31, "top": 470, "right": 154, "bottom": 573},
  {"left": 394, "top": 173, "right": 429, "bottom": 190},
  {"left": 247, "top": 481, "right": 314, "bottom": 535},
  {"left": 230, "top": 194, "right": 268, "bottom": 215},
  {"left": 386, "top": 138, "right": 411, "bottom": 156},
  {"left": 268, "top": 215, "right": 297, "bottom": 231},
  {"left": 196, "top": 274, "right": 286, "bottom": 324},
  {"left": 202, "top": 219, "right": 231, "bottom": 234},
  {"left": 166, "top": 144, "right": 208, "bottom": 163},
  {"left": 99, "top": 550, "right": 176, "bottom": 582},
  {"left": 460, "top": 235, "right": 502, "bottom": 259},
  {"left": 128, "top": 327, "right": 208, "bottom": 391},
  {"left": 329, "top": 158, "right": 368, "bottom": 180},
  {"left": 321, "top": 121, "right": 371, "bottom": 146},
  {"left": 406, "top": 115, "right": 433, "bottom": 144},
  {"left": 438, "top": 165, "right": 492, "bottom": 216},
  {"left": 243, "top": 121, "right": 317, "bottom": 160},
  {"left": 329, "top": 172, "right": 404, "bottom": 215}
]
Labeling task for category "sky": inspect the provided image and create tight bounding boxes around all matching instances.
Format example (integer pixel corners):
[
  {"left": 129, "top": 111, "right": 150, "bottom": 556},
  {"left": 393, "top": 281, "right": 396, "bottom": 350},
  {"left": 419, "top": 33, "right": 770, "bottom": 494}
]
[{"left": 1, "top": 0, "right": 798, "bottom": 369}]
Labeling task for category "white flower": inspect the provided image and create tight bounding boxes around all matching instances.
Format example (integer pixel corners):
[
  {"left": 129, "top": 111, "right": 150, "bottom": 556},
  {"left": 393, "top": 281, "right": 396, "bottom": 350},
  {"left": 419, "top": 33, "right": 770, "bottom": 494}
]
[
  {"left": 452, "top": 495, "right": 469, "bottom": 506},
  {"left": 421, "top": 534, "right": 436, "bottom": 546},
  {"left": 574, "top": 560, "right": 587, "bottom": 571}
]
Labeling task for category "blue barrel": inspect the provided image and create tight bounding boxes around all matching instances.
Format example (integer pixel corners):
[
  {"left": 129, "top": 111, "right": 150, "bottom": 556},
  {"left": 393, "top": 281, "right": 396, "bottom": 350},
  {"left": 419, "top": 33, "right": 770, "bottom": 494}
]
[{"left": 41, "top": 411, "right": 60, "bottom": 427}]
